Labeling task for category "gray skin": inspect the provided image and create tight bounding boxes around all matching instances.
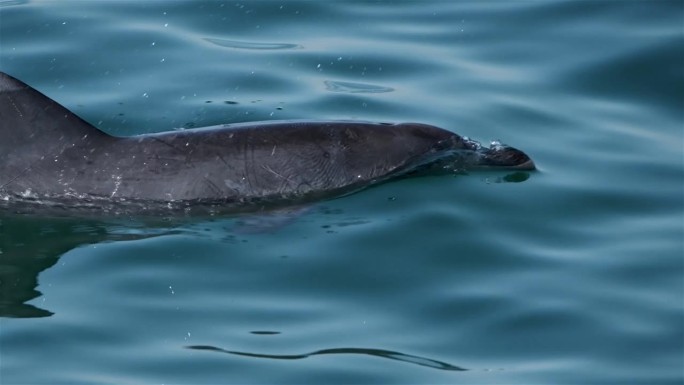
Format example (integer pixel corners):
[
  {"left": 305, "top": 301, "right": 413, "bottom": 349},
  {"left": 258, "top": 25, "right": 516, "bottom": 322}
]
[{"left": 0, "top": 71, "right": 534, "bottom": 213}]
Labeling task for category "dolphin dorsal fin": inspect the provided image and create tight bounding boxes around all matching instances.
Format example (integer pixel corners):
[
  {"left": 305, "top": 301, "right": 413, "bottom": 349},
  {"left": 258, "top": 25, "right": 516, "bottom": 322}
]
[{"left": 0, "top": 71, "right": 109, "bottom": 151}]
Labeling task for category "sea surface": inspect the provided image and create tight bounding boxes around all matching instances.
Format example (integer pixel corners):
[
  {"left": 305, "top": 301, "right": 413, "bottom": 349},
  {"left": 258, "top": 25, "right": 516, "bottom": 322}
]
[{"left": 0, "top": 1, "right": 682, "bottom": 384}]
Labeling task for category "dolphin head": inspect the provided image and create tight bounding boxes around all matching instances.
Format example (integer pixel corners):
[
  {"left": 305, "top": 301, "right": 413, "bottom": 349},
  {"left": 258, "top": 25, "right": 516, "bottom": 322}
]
[{"left": 476, "top": 142, "right": 535, "bottom": 170}]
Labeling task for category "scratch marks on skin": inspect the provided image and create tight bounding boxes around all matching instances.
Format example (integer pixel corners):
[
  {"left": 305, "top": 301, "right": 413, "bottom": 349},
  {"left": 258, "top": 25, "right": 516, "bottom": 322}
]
[
  {"left": 110, "top": 175, "right": 122, "bottom": 198},
  {"left": 244, "top": 140, "right": 255, "bottom": 193},
  {"left": 224, "top": 178, "right": 244, "bottom": 194},
  {"left": 215, "top": 153, "right": 230, "bottom": 168},
  {"left": 261, "top": 164, "right": 293, "bottom": 183},
  {"left": 9, "top": 98, "right": 23, "bottom": 118},
  {"left": 150, "top": 136, "right": 184, "bottom": 152},
  {"left": 0, "top": 164, "right": 32, "bottom": 191},
  {"left": 204, "top": 176, "right": 224, "bottom": 197}
]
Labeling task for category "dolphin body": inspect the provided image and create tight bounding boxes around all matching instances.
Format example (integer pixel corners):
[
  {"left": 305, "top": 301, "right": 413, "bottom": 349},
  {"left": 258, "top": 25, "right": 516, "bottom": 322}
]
[{"left": 0, "top": 71, "right": 534, "bottom": 215}]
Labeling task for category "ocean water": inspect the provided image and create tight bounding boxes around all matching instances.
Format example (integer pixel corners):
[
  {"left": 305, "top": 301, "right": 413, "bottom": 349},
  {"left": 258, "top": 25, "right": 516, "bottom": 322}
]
[{"left": 0, "top": 1, "right": 682, "bottom": 384}]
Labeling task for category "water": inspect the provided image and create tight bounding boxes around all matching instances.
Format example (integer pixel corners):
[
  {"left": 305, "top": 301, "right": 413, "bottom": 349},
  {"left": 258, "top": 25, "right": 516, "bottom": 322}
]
[{"left": 1, "top": 1, "right": 682, "bottom": 384}]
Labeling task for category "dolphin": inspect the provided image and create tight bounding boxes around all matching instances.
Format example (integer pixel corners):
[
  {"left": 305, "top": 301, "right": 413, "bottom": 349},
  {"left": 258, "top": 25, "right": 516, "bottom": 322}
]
[{"left": 0, "top": 71, "right": 534, "bottom": 214}]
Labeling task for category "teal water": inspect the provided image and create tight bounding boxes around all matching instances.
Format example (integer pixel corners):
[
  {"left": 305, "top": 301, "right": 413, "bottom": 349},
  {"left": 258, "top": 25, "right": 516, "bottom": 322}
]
[{"left": 1, "top": 1, "right": 682, "bottom": 384}]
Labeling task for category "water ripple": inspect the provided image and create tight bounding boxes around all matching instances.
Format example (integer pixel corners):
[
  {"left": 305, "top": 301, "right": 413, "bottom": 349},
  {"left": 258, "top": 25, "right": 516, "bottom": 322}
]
[
  {"left": 186, "top": 345, "right": 467, "bottom": 371},
  {"left": 0, "top": 0, "right": 28, "bottom": 8},
  {"left": 324, "top": 80, "right": 394, "bottom": 93},
  {"left": 203, "top": 37, "right": 302, "bottom": 50}
]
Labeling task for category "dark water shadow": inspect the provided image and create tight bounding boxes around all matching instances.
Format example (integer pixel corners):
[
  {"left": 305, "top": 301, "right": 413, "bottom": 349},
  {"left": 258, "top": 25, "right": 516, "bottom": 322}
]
[
  {"left": 186, "top": 344, "right": 467, "bottom": 371},
  {"left": 0, "top": 215, "right": 180, "bottom": 318},
  {"left": 488, "top": 171, "right": 531, "bottom": 184},
  {"left": 0, "top": 207, "right": 315, "bottom": 318}
]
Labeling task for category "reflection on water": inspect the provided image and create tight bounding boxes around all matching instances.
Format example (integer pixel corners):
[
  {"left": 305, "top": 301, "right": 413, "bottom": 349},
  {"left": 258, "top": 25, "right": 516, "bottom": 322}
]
[
  {"left": 0, "top": 167, "right": 531, "bottom": 318},
  {"left": 187, "top": 345, "right": 467, "bottom": 372},
  {"left": 0, "top": 217, "right": 93, "bottom": 317},
  {"left": 0, "top": 216, "right": 177, "bottom": 318}
]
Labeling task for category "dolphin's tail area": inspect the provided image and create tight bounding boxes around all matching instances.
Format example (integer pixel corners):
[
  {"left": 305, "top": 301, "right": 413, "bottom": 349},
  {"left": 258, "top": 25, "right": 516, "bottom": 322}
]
[{"left": 0, "top": 71, "right": 110, "bottom": 151}]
